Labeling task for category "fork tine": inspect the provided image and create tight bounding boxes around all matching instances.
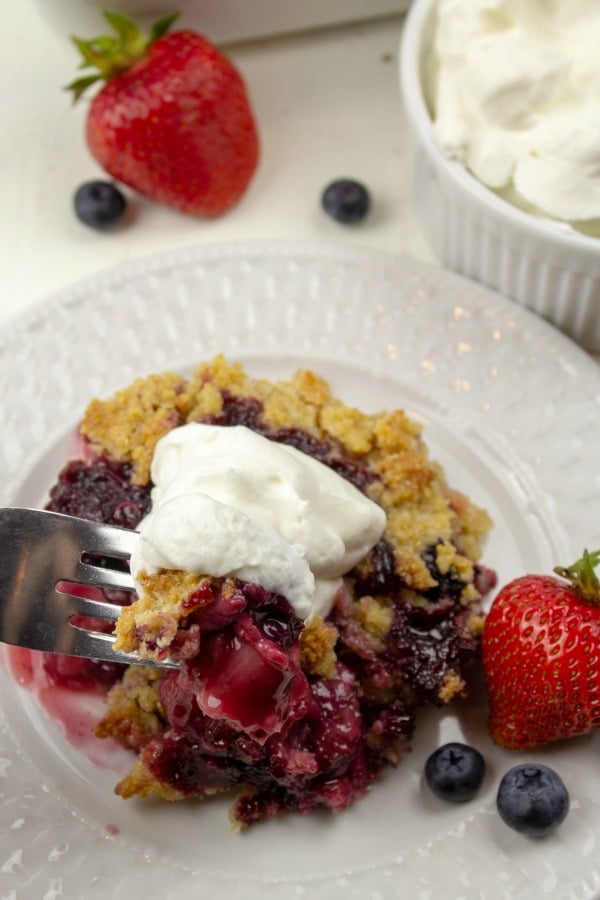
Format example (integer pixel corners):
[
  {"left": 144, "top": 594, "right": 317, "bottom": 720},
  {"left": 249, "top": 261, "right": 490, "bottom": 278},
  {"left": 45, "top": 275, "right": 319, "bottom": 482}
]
[
  {"left": 0, "top": 507, "right": 163, "bottom": 667},
  {"left": 54, "top": 587, "right": 122, "bottom": 621},
  {"left": 63, "top": 515, "right": 139, "bottom": 560},
  {"left": 0, "top": 506, "right": 137, "bottom": 596},
  {"left": 0, "top": 508, "right": 177, "bottom": 668},
  {"left": 65, "top": 628, "right": 177, "bottom": 669},
  {"left": 71, "top": 561, "right": 136, "bottom": 593},
  {"left": 0, "top": 506, "right": 138, "bottom": 564}
]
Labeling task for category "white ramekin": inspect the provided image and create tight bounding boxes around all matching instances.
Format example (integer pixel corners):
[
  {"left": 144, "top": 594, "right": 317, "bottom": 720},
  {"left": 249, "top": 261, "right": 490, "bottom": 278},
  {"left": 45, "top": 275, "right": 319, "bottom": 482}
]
[{"left": 399, "top": 0, "right": 600, "bottom": 353}]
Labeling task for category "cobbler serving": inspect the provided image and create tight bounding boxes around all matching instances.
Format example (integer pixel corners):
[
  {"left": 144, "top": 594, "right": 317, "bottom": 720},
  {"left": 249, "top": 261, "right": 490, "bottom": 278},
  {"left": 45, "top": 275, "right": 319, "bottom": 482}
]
[{"left": 43, "top": 355, "right": 496, "bottom": 828}]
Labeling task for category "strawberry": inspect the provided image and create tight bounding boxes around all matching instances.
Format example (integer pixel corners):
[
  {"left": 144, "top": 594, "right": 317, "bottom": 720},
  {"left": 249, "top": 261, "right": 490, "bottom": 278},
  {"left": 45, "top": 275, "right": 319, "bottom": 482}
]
[
  {"left": 67, "top": 12, "right": 259, "bottom": 217},
  {"left": 482, "top": 550, "right": 600, "bottom": 750}
]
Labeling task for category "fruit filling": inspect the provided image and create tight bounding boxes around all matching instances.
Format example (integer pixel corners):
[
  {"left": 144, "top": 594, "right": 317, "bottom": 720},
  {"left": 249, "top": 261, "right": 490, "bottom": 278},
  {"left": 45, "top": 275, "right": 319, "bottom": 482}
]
[{"left": 41, "top": 355, "right": 496, "bottom": 828}]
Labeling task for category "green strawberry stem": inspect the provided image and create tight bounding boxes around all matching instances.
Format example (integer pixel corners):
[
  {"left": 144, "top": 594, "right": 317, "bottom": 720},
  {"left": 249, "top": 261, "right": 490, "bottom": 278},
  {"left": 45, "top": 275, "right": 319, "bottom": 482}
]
[
  {"left": 66, "top": 10, "right": 179, "bottom": 101},
  {"left": 554, "top": 549, "right": 600, "bottom": 601}
]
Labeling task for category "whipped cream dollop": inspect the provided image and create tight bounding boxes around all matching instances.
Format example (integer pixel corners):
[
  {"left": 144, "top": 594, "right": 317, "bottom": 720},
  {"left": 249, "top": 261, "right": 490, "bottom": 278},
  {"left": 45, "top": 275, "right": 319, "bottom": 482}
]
[
  {"left": 130, "top": 423, "right": 386, "bottom": 620},
  {"left": 428, "top": 0, "right": 600, "bottom": 235}
]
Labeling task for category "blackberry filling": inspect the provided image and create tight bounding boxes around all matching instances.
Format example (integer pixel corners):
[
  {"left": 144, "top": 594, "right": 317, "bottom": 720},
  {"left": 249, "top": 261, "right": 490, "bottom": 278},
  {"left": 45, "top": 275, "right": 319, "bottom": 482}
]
[{"left": 46, "top": 456, "right": 151, "bottom": 527}]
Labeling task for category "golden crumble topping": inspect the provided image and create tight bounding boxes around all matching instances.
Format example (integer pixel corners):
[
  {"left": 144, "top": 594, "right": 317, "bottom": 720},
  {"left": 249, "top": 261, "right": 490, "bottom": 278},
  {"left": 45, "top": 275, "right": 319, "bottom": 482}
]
[
  {"left": 438, "top": 670, "right": 466, "bottom": 703},
  {"left": 116, "top": 759, "right": 185, "bottom": 801},
  {"left": 95, "top": 666, "right": 164, "bottom": 750},
  {"left": 351, "top": 596, "right": 394, "bottom": 643},
  {"left": 299, "top": 615, "right": 339, "bottom": 679},
  {"left": 81, "top": 372, "right": 186, "bottom": 485}
]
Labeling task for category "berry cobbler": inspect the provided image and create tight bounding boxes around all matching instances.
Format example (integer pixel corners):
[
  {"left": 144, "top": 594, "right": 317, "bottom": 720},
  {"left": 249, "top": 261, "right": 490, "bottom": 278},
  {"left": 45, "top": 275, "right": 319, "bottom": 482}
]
[{"left": 43, "top": 355, "right": 496, "bottom": 828}]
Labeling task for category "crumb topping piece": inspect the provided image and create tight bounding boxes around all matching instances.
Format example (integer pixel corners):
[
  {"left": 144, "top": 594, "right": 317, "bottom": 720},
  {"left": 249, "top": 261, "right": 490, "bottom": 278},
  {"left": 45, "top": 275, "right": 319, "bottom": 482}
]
[
  {"left": 115, "top": 759, "right": 185, "bottom": 801},
  {"left": 114, "top": 569, "right": 218, "bottom": 657},
  {"left": 81, "top": 372, "right": 186, "bottom": 484},
  {"left": 95, "top": 666, "right": 165, "bottom": 751},
  {"left": 299, "top": 614, "right": 339, "bottom": 679}
]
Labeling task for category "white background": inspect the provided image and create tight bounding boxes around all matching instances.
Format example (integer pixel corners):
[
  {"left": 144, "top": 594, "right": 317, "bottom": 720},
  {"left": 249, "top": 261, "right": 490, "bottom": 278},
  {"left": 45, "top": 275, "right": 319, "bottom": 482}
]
[{"left": 1, "top": 0, "right": 597, "bottom": 365}]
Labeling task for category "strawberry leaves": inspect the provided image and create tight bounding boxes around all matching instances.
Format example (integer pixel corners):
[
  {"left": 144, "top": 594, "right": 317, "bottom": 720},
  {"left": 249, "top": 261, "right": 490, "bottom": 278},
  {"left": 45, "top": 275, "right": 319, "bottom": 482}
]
[
  {"left": 66, "top": 10, "right": 179, "bottom": 100},
  {"left": 149, "top": 13, "right": 180, "bottom": 43},
  {"left": 554, "top": 548, "right": 600, "bottom": 600}
]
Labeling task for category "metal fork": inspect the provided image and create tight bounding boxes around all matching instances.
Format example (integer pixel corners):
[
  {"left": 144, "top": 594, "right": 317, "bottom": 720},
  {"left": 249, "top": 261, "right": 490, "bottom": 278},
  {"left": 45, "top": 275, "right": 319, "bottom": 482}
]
[{"left": 0, "top": 507, "right": 174, "bottom": 668}]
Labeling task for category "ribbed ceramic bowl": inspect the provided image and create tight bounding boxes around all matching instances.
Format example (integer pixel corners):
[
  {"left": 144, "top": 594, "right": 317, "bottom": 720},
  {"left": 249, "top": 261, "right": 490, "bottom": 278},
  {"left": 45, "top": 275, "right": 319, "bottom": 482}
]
[{"left": 399, "top": 0, "right": 600, "bottom": 353}]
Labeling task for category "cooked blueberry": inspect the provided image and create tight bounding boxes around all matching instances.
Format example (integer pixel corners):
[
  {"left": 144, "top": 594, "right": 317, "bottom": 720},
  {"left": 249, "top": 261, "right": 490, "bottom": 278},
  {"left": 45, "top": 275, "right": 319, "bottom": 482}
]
[
  {"left": 321, "top": 178, "right": 370, "bottom": 224},
  {"left": 424, "top": 742, "right": 485, "bottom": 802},
  {"left": 74, "top": 180, "right": 127, "bottom": 229},
  {"left": 496, "top": 764, "right": 569, "bottom": 837},
  {"left": 421, "top": 541, "right": 465, "bottom": 602}
]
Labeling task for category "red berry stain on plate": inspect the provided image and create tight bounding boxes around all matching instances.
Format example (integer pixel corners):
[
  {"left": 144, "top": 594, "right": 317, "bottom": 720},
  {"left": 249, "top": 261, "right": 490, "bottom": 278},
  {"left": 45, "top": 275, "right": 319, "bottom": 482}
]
[{"left": 4, "top": 644, "right": 130, "bottom": 771}]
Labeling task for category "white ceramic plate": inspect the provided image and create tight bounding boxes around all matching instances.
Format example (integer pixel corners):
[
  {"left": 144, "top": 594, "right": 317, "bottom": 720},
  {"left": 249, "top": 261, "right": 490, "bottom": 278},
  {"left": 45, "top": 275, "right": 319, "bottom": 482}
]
[{"left": 1, "top": 241, "right": 600, "bottom": 900}]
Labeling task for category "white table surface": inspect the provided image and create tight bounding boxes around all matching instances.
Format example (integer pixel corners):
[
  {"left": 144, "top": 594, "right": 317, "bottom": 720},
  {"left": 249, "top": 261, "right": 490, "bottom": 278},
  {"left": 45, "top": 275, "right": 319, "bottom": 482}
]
[{"left": 1, "top": 1, "right": 597, "bottom": 365}]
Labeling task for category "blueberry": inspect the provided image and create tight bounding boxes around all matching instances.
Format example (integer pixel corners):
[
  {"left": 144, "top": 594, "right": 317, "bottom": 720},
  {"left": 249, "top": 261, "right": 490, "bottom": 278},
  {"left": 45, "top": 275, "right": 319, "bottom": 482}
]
[
  {"left": 496, "top": 764, "right": 569, "bottom": 837},
  {"left": 74, "top": 180, "right": 127, "bottom": 230},
  {"left": 321, "top": 178, "right": 370, "bottom": 224},
  {"left": 424, "top": 742, "right": 486, "bottom": 802}
]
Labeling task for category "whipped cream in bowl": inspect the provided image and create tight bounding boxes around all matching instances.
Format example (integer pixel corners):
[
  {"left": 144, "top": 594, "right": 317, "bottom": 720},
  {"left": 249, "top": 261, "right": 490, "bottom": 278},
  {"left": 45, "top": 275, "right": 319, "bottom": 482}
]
[
  {"left": 400, "top": 0, "right": 600, "bottom": 351},
  {"left": 427, "top": 0, "right": 600, "bottom": 236},
  {"left": 130, "top": 422, "right": 387, "bottom": 621}
]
